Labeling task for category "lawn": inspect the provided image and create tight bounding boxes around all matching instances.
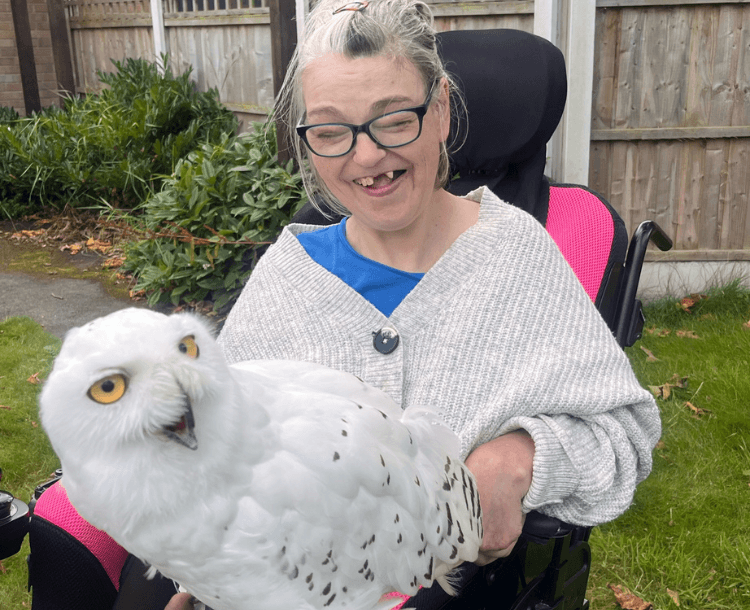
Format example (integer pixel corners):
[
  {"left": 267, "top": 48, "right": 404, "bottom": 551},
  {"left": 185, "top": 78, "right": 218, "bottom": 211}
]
[{"left": 0, "top": 283, "right": 748, "bottom": 609}]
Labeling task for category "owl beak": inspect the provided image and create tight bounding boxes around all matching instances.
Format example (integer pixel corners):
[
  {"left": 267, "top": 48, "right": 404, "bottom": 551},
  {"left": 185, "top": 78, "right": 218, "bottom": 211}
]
[{"left": 163, "top": 396, "right": 198, "bottom": 451}]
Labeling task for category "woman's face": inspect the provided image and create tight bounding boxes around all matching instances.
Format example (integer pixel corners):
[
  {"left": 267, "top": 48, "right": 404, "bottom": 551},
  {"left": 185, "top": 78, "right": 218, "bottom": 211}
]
[{"left": 300, "top": 54, "right": 450, "bottom": 234}]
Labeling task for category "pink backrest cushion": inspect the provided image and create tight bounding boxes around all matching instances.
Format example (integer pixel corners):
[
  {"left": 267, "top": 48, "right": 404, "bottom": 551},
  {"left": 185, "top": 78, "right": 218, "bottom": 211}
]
[
  {"left": 546, "top": 185, "right": 615, "bottom": 303},
  {"left": 34, "top": 481, "right": 128, "bottom": 591}
]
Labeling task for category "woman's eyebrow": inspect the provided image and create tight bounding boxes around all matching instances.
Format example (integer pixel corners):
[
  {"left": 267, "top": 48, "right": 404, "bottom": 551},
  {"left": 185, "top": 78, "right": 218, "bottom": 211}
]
[{"left": 306, "top": 95, "right": 418, "bottom": 123}]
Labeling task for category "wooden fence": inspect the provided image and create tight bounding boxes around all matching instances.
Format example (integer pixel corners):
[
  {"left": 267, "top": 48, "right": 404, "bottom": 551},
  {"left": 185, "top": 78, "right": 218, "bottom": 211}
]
[
  {"left": 58, "top": 0, "right": 750, "bottom": 261},
  {"left": 63, "top": 0, "right": 534, "bottom": 125},
  {"left": 590, "top": 0, "right": 750, "bottom": 260},
  {"left": 64, "top": 0, "right": 273, "bottom": 122}
]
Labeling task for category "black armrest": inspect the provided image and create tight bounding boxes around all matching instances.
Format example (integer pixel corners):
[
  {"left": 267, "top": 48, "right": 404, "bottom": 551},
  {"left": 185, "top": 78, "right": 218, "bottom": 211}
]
[{"left": 614, "top": 221, "right": 673, "bottom": 348}]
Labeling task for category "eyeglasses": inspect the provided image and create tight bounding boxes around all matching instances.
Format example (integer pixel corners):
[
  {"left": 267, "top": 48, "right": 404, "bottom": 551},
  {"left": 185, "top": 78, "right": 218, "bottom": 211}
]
[{"left": 296, "top": 81, "right": 438, "bottom": 158}]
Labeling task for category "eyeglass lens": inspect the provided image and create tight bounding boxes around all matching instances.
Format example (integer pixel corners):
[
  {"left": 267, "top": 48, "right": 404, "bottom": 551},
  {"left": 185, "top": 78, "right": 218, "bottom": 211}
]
[{"left": 304, "top": 110, "right": 422, "bottom": 157}]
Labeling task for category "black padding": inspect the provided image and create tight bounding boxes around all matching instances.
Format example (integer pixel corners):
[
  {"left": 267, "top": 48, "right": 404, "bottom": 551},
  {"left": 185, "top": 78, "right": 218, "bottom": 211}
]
[
  {"left": 28, "top": 514, "right": 118, "bottom": 610},
  {"left": 112, "top": 555, "right": 180, "bottom": 610}
]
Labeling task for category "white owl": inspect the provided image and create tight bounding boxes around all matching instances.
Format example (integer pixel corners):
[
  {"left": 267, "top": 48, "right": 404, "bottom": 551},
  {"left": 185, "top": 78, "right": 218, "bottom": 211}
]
[{"left": 40, "top": 308, "right": 483, "bottom": 610}]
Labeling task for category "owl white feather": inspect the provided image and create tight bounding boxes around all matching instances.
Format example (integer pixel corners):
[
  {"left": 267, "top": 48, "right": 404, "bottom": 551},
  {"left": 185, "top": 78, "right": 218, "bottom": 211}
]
[{"left": 40, "top": 308, "right": 483, "bottom": 610}]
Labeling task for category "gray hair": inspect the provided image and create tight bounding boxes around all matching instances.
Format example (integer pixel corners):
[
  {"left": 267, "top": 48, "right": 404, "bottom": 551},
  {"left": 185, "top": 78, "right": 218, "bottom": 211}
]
[{"left": 275, "top": 0, "right": 463, "bottom": 217}]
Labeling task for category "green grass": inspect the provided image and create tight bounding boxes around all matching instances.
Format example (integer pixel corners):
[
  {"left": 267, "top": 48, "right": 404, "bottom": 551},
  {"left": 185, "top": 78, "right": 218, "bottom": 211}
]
[
  {"left": 0, "top": 284, "right": 749, "bottom": 609},
  {"left": 588, "top": 281, "right": 750, "bottom": 609},
  {"left": 0, "top": 317, "right": 60, "bottom": 609}
]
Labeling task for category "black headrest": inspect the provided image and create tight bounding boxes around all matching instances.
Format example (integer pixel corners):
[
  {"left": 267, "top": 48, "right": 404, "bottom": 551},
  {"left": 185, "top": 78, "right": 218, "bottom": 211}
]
[{"left": 438, "top": 29, "right": 567, "bottom": 223}]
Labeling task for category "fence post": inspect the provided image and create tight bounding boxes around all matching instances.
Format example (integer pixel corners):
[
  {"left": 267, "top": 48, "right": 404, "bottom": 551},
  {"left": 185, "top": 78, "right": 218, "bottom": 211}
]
[
  {"left": 10, "top": 0, "right": 41, "bottom": 115},
  {"left": 150, "top": 0, "right": 168, "bottom": 72},
  {"left": 559, "top": 0, "right": 595, "bottom": 186},
  {"left": 269, "top": 0, "right": 298, "bottom": 166},
  {"left": 534, "top": 0, "right": 562, "bottom": 183},
  {"left": 533, "top": 0, "right": 594, "bottom": 187},
  {"left": 46, "top": 0, "right": 76, "bottom": 98}
]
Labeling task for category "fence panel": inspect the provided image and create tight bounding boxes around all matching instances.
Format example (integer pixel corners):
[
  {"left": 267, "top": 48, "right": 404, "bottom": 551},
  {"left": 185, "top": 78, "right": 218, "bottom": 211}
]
[
  {"left": 65, "top": 0, "right": 154, "bottom": 91},
  {"left": 590, "top": 1, "right": 750, "bottom": 259},
  {"left": 164, "top": 0, "right": 271, "bottom": 125}
]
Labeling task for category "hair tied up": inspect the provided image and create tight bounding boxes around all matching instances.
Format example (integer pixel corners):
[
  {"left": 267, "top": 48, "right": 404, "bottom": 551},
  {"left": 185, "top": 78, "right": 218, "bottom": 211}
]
[{"left": 332, "top": 0, "right": 369, "bottom": 15}]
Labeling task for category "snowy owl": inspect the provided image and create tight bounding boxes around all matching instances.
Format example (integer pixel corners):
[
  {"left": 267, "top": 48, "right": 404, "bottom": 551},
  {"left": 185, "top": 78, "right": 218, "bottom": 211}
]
[{"left": 40, "top": 308, "right": 483, "bottom": 610}]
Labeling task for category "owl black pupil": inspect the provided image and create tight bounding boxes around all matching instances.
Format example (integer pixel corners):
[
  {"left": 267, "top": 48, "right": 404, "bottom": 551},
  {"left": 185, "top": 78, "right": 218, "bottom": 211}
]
[
  {"left": 101, "top": 380, "right": 115, "bottom": 393},
  {"left": 179, "top": 343, "right": 187, "bottom": 353}
]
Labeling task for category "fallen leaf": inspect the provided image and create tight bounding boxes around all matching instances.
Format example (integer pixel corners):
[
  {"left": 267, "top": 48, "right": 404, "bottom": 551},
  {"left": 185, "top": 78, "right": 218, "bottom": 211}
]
[
  {"left": 640, "top": 346, "right": 660, "bottom": 362},
  {"left": 645, "top": 326, "right": 671, "bottom": 337},
  {"left": 667, "top": 588, "right": 680, "bottom": 606},
  {"left": 86, "top": 237, "right": 111, "bottom": 254},
  {"left": 0, "top": 405, "right": 10, "bottom": 410},
  {"left": 61, "top": 242, "right": 83, "bottom": 255},
  {"left": 27, "top": 372, "right": 41, "bottom": 385},
  {"left": 648, "top": 376, "right": 688, "bottom": 400},
  {"left": 743, "top": 320, "right": 750, "bottom": 330},
  {"left": 102, "top": 255, "right": 125, "bottom": 269},
  {"left": 11, "top": 229, "right": 46, "bottom": 240},
  {"left": 649, "top": 384, "right": 671, "bottom": 399},
  {"left": 656, "top": 440, "right": 666, "bottom": 450},
  {"left": 676, "top": 330, "right": 700, "bottom": 339},
  {"left": 608, "top": 583, "right": 653, "bottom": 610},
  {"left": 685, "top": 401, "right": 711, "bottom": 418},
  {"left": 680, "top": 293, "right": 708, "bottom": 313},
  {"left": 31, "top": 421, "right": 38, "bottom": 428},
  {"left": 0, "top": 561, "right": 6, "bottom": 574}
]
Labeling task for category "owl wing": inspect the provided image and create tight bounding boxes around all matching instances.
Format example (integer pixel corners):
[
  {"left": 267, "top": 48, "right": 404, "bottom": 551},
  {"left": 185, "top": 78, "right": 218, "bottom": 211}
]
[{"left": 224, "top": 360, "right": 482, "bottom": 609}]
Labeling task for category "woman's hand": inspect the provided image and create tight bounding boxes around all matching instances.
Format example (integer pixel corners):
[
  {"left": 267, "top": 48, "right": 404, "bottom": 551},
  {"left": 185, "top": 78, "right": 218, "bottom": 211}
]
[
  {"left": 464, "top": 430, "right": 535, "bottom": 563},
  {"left": 164, "top": 592, "right": 194, "bottom": 610}
]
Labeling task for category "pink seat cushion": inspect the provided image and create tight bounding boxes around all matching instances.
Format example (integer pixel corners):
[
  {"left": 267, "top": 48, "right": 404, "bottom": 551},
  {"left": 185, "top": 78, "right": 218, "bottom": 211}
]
[
  {"left": 34, "top": 481, "right": 128, "bottom": 591},
  {"left": 546, "top": 185, "right": 615, "bottom": 303}
]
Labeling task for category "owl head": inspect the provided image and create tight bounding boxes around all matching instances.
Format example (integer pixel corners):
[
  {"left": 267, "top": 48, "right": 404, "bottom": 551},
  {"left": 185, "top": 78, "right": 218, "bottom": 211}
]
[{"left": 40, "top": 308, "right": 236, "bottom": 478}]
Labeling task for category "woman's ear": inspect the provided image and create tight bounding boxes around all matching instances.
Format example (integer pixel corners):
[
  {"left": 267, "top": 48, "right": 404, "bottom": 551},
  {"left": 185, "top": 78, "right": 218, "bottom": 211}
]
[{"left": 435, "top": 77, "right": 451, "bottom": 143}]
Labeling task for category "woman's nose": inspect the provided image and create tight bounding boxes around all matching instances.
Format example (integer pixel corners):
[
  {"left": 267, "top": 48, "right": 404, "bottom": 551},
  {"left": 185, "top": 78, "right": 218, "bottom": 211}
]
[{"left": 351, "top": 132, "right": 387, "bottom": 166}]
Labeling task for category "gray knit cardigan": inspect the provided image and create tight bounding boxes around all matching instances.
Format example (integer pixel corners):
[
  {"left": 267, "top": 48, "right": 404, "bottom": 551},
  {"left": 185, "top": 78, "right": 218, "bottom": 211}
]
[{"left": 218, "top": 187, "right": 661, "bottom": 526}]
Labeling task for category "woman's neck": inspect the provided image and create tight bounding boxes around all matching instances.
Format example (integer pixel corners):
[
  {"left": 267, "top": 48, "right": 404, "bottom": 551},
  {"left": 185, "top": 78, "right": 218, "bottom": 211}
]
[{"left": 345, "top": 190, "right": 479, "bottom": 273}]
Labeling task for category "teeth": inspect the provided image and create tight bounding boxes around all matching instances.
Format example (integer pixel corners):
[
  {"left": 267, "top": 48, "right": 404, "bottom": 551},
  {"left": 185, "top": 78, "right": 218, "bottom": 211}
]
[{"left": 356, "top": 171, "right": 396, "bottom": 187}]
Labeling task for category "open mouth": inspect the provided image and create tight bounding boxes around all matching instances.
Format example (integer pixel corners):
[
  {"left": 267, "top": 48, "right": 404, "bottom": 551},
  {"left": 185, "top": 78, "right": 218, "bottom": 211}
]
[
  {"left": 162, "top": 396, "right": 198, "bottom": 450},
  {"left": 354, "top": 169, "right": 407, "bottom": 188}
]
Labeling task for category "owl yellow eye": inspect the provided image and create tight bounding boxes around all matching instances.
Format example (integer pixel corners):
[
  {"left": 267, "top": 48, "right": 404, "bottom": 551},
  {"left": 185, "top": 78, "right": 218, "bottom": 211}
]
[
  {"left": 88, "top": 374, "right": 127, "bottom": 405},
  {"left": 178, "top": 336, "right": 199, "bottom": 359}
]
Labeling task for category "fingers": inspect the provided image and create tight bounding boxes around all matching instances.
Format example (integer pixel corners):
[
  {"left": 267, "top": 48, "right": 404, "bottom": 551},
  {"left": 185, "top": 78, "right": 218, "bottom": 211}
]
[{"left": 164, "top": 592, "right": 194, "bottom": 610}]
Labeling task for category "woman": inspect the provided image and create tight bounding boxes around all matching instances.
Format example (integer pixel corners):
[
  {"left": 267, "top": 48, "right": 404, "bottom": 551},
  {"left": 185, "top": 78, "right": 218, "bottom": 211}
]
[{"left": 169, "top": 0, "right": 660, "bottom": 607}]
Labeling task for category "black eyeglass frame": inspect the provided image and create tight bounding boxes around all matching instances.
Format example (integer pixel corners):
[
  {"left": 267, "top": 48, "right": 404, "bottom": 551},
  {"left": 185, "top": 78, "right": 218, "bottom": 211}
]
[{"left": 296, "top": 80, "right": 439, "bottom": 158}]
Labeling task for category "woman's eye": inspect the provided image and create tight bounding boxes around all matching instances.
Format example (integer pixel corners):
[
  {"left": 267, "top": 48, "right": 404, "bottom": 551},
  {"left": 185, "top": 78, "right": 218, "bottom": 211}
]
[
  {"left": 309, "top": 126, "right": 348, "bottom": 141},
  {"left": 374, "top": 112, "right": 417, "bottom": 131}
]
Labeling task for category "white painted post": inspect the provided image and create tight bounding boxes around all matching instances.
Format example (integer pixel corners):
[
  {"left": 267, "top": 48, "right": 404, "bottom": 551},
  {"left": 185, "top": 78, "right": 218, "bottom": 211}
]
[
  {"left": 559, "top": 0, "right": 595, "bottom": 186},
  {"left": 150, "top": 0, "right": 168, "bottom": 74},
  {"left": 533, "top": 0, "right": 595, "bottom": 186},
  {"left": 533, "top": 0, "right": 558, "bottom": 46},
  {"left": 295, "top": 0, "right": 307, "bottom": 43},
  {"left": 533, "top": 0, "right": 563, "bottom": 183}
]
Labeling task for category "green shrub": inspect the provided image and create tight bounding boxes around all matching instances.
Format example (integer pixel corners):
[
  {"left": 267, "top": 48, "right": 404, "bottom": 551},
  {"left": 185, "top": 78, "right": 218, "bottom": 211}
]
[
  {"left": 0, "top": 57, "right": 237, "bottom": 218},
  {"left": 0, "top": 106, "right": 20, "bottom": 124},
  {"left": 122, "top": 123, "right": 307, "bottom": 311}
]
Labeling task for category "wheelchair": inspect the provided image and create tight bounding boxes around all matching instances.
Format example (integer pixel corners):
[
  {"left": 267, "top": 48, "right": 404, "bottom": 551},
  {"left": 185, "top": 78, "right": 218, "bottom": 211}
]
[{"left": 2, "top": 27, "right": 671, "bottom": 610}]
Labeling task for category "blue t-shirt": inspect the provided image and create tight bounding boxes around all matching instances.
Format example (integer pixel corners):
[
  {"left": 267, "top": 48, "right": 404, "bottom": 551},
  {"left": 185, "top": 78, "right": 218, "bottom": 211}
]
[{"left": 296, "top": 218, "right": 424, "bottom": 317}]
